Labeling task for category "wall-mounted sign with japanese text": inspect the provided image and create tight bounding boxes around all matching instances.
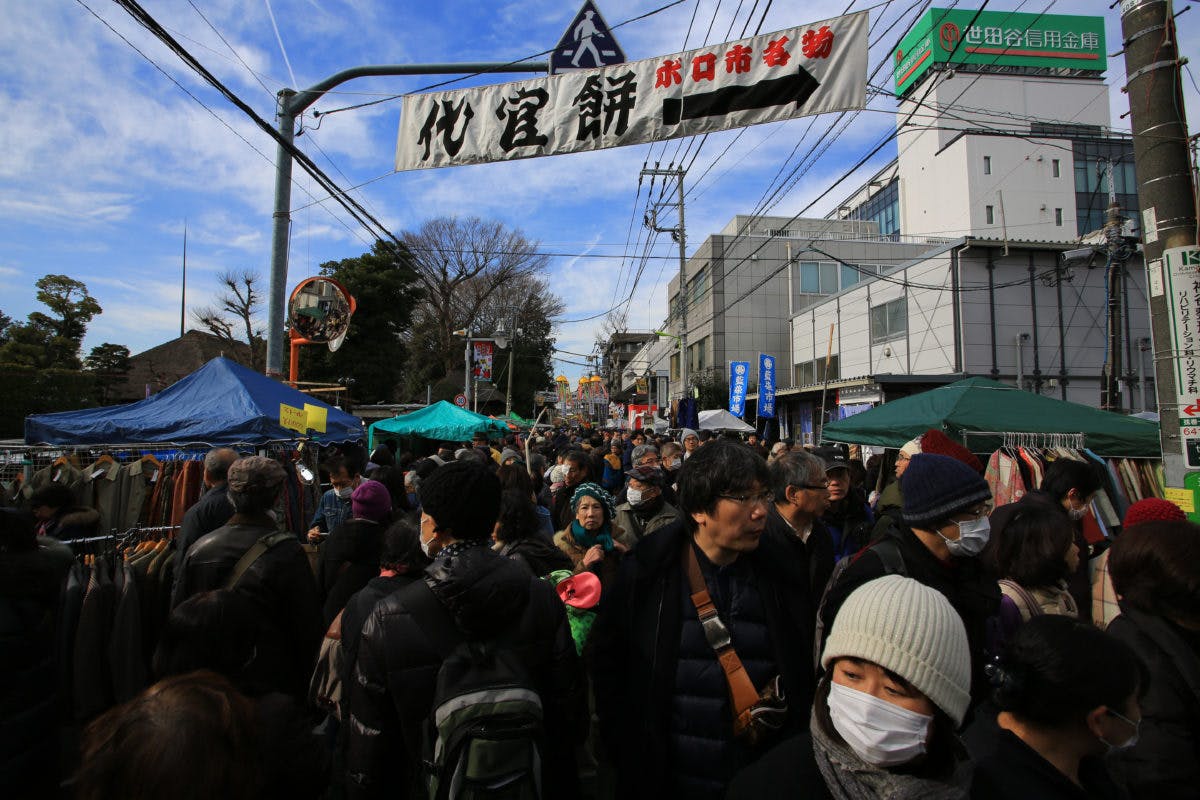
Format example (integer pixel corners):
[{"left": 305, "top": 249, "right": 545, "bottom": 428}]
[
  {"left": 472, "top": 341, "right": 494, "bottom": 381},
  {"left": 1164, "top": 246, "right": 1200, "bottom": 467},
  {"left": 396, "top": 11, "right": 867, "bottom": 170},
  {"left": 758, "top": 354, "right": 777, "bottom": 419},
  {"left": 894, "top": 8, "right": 1105, "bottom": 96},
  {"left": 729, "top": 361, "right": 750, "bottom": 416}
]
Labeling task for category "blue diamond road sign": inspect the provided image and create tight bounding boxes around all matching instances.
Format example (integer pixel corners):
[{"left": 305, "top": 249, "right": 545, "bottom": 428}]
[{"left": 550, "top": 1, "right": 626, "bottom": 75}]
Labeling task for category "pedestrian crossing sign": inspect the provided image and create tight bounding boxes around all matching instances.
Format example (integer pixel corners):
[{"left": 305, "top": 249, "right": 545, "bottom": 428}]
[{"left": 550, "top": 1, "right": 626, "bottom": 75}]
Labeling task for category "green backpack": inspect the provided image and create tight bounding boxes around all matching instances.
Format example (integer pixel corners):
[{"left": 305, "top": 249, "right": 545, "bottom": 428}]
[{"left": 409, "top": 582, "right": 545, "bottom": 800}]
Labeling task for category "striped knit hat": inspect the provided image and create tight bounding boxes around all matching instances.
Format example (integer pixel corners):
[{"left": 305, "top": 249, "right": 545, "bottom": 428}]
[
  {"left": 900, "top": 453, "right": 992, "bottom": 528},
  {"left": 822, "top": 575, "right": 972, "bottom": 725}
]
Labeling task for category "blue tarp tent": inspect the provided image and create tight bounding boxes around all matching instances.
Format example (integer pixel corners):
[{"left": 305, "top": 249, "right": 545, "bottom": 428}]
[
  {"left": 25, "top": 357, "right": 363, "bottom": 446},
  {"left": 368, "top": 401, "right": 509, "bottom": 449}
]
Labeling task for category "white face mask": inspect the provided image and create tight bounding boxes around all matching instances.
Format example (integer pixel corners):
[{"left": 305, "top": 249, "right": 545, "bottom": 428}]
[
  {"left": 1068, "top": 503, "right": 1089, "bottom": 521},
  {"left": 940, "top": 516, "right": 990, "bottom": 558},
  {"left": 420, "top": 532, "right": 439, "bottom": 559},
  {"left": 335, "top": 486, "right": 353, "bottom": 500},
  {"left": 626, "top": 488, "right": 644, "bottom": 506},
  {"left": 827, "top": 681, "right": 933, "bottom": 768}
]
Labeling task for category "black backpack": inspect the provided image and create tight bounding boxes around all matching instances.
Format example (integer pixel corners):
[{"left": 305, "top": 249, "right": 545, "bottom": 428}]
[
  {"left": 812, "top": 537, "right": 907, "bottom": 669},
  {"left": 407, "top": 581, "right": 545, "bottom": 800}
]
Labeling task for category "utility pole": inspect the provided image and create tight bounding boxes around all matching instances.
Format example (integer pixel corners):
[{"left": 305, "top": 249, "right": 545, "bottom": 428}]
[
  {"left": 263, "top": 61, "right": 549, "bottom": 377},
  {"left": 1120, "top": 0, "right": 1198, "bottom": 486},
  {"left": 642, "top": 167, "right": 688, "bottom": 397},
  {"left": 1101, "top": 185, "right": 1125, "bottom": 411}
]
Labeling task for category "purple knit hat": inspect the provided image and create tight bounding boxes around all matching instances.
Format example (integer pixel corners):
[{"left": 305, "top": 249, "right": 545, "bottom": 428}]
[{"left": 351, "top": 480, "right": 392, "bottom": 523}]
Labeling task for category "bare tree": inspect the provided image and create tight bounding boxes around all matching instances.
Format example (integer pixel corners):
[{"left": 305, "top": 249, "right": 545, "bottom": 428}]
[
  {"left": 192, "top": 269, "right": 264, "bottom": 371},
  {"left": 404, "top": 216, "right": 551, "bottom": 373}
]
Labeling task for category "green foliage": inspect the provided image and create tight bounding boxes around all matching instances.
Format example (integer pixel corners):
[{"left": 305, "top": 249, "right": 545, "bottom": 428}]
[
  {"left": 691, "top": 370, "right": 729, "bottom": 411},
  {"left": 85, "top": 343, "right": 132, "bottom": 404},
  {"left": 0, "top": 365, "right": 99, "bottom": 438},
  {"left": 0, "top": 275, "right": 103, "bottom": 369},
  {"left": 300, "top": 240, "right": 423, "bottom": 403}
]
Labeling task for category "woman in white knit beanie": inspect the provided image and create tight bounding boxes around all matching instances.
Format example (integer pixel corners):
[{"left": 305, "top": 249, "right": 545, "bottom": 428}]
[{"left": 727, "top": 575, "right": 973, "bottom": 800}]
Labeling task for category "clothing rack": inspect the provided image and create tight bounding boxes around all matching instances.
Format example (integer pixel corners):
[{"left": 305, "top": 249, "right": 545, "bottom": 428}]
[{"left": 961, "top": 431, "right": 1086, "bottom": 450}]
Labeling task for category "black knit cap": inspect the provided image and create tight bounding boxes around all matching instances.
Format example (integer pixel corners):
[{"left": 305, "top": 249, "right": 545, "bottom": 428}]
[
  {"left": 900, "top": 453, "right": 992, "bottom": 528},
  {"left": 418, "top": 461, "right": 501, "bottom": 540}
]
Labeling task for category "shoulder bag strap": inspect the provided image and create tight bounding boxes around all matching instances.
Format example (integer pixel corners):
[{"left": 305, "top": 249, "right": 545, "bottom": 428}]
[
  {"left": 224, "top": 531, "right": 294, "bottom": 590},
  {"left": 683, "top": 540, "right": 761, "bottom": 728},
  {"left": 998, "top": 579, "right": 1043, "bottom": 621}
]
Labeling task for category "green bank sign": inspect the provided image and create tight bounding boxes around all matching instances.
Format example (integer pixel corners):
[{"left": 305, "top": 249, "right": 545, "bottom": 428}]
[{"left": 894, "top": 8, "right": 1106, "bottom": 96}]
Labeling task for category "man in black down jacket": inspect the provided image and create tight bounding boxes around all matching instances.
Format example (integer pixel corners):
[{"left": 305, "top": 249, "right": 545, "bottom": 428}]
[
  {"left": 172, "top": 447, "right": 237, "bottom": 596},
  {"left": 819, "top": 453, "right": 999, "bottom": 715},
  {"left": 345, "top": 461, "right": 586, "bottom": 799},
  {"left": 172, "top": 456, "right": 322, "bottom": 700},
  {"left": 590, "top": 440, "right": 815, "bottom": 800}
]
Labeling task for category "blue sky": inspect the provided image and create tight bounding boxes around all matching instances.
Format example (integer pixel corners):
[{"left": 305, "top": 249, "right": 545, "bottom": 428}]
[{"left": 2, "top": 0, "right": 1198, "bottom": 384}]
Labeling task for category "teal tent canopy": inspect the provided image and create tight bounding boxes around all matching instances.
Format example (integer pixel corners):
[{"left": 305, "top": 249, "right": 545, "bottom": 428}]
[
  {"left": 368, "top": 401, "right": 510, "bottom": 449},
  {"left": 820, "top": 377, "right": 1161, "bottom": 458}
]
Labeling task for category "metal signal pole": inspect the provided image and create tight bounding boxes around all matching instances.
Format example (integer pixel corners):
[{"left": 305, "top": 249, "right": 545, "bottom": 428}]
[{"left": 642, "top": 167, "right": 688, "bottom": 396}]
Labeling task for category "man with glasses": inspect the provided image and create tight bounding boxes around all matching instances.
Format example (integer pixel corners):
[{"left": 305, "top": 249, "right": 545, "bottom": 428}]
[
  {"left": 591, "top": 440, "right": 815, "bottom": 800},
  {"left": 819, "top": 453, "right": 1000, "bottom": 715},
  {"left": 764, "top": 449, "right": 836, "bottom": 614}
]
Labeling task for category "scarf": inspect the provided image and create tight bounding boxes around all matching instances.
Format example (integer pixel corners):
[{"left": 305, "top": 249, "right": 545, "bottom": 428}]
[
  {"left": 809, "top": 705, "right": 971, "bottom": 800},
  {"left": 570, "top": 520, "right": 614, "bottom": 552}
]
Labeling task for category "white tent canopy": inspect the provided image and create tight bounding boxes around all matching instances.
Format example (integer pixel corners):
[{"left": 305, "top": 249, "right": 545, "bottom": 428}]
[{"left": 698, "top": 409, "right": 755, "bottom": 433}]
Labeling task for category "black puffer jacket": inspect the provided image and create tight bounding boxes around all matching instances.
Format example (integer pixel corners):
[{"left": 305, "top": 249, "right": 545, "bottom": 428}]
[
  {"left": 498, "top": 536, "right": 573, "bottom": 578},
  {"left": 317, "top": 518, "right": 384, "bottom": 624},
  {"left": 172, "top": 513, "right": 323, "bottom": 699},
  {"left": 591, "top": 519, "right": 815, "bottom": 800},
  {"left": 345, "top": 543, "right": 586, "bottom": 799},
  {"left": 819, "top": 524, "right": 999, "bottom": 714},
  {"left": 0, "top": 538, "right": 73, "bottom": 796},
  {"left": 1106, "top": 604, "right": 1200, "bottom": 799}
]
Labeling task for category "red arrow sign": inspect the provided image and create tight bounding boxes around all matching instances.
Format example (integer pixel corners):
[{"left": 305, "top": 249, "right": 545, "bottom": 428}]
[{"left": 1185, "top": 399, "right": 1200, "bottom": 416}]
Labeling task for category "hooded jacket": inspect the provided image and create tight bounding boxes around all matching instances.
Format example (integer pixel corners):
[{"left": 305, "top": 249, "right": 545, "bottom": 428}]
[{"left": 345, "top": 543, "right": 586, "bottom": 799}]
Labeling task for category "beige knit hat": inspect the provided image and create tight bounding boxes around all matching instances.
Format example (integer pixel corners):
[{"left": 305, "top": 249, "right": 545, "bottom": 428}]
[
  {"left": 899, "top": 436, "right": 923, "bottom": 458},
  {"left": 821, "top": 575, "right": 971, "bottom": 726}
]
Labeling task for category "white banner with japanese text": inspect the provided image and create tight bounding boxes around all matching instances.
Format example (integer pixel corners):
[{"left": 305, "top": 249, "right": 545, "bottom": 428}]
[{"left": 396, "top": 12, "right": 868, "bottom": 171}]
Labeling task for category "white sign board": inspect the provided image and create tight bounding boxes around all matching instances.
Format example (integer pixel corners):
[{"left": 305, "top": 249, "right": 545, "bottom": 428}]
[
  {"left": 396, "top": 12, "right": 868, "bottom": 171},
  {"left": 1164, "top": 246, "right": 1200, "bottom": 464}
]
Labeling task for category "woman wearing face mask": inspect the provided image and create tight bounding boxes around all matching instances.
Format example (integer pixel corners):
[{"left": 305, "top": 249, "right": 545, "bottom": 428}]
[
  {"left": 818, "top": 454, "right": 1000, "bottom": 715},
  {"left": 728, "top": 575, "right": 974, "bottom": 800},
  {"left": 553, "top": 482, "right": 629, "bottom": 590},
  {"left": 1104, "top": 519, "right": 1200, "bottom": 799},
  {"left": 983, "top": 507, "right": 1080, "bottom": 661},
  {"left": 966, "top": 615, "right": 1143, "bottom": 799}
]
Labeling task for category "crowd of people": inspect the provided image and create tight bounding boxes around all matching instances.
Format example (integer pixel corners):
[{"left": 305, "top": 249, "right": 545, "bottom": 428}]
[{"left": 3, "top": 424, "right": 1198, "bottom": 799}]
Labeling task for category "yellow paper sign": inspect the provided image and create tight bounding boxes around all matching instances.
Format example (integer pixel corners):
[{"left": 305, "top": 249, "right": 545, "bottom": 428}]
[
  {"left": 1164, "top": 487, "right": 1195, "bottom": 514},
  {"left": 280, "top": 403, "right": 307, "bottom": 433},
  {"left": 304, "top": 403, "right": 328, "bottom": 434}
]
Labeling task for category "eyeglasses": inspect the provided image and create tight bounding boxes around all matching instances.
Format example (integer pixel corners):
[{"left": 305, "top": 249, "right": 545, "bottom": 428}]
[{"left": 718, "top": 491, "right": 775, "bottom": 506}]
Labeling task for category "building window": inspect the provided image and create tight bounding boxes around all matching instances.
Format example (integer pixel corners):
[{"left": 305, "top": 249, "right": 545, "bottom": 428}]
[
  {"left": 687, "top": 337, "right": 708, "bottom": 372},
  {"left": 794, "top": 355, "right": 840, "bottom": 386},
  {"left": 670, "top": 353, "right": 680, "bottom": 382},
  {"left": 669, "top": 293, "right": 680, "bottom": 322},
  {"left": 688, "top": 265, "right": 710, "bottom": 305},
  {"left": 1055, "top": 208, "right": 1063, "bottom": 227},
  {"left": 985, "top": 205, "right": 995, "bottom": 225},
  {"left": 983, "top": 156, "right": 992, "bottom": 175},
  {"left": 870, "top": 298, "right": 907, "bottom": 344},
  {"left": 1052, "top": 158, "right": 1061, "bottom": 178},
  {"left": 844, "top": 177, "right": 900, "bottom": 237}
]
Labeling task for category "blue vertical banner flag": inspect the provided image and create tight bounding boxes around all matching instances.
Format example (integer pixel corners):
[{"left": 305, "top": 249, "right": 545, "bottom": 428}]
[
  {"left": 728, "top": 361, "right": 750, "bottom": 416},
  {"left": 758, "top": 353, "right": 777, "bottom": 418}
]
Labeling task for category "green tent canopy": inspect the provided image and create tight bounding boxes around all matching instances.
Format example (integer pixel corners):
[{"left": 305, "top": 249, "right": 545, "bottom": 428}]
[
  {"left": 368, "top": 401, "right": 509, "bottom": 449},
  {"left": 820, "top": 377, "right": 1161, "bottom": 458}
]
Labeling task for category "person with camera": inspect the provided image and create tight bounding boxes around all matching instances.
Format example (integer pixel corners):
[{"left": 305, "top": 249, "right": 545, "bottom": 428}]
[{"left": 591, "top": 440, "right": 816, "bottom": 800}]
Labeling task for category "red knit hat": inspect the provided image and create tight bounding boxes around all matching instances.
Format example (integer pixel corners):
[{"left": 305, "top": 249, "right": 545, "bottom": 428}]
[
  {"left": 917, "top": 429, "right": 984, "bottom": 474},
  {"left": 1122, "top": 497, "right": 1187, "bottom": 529}
]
